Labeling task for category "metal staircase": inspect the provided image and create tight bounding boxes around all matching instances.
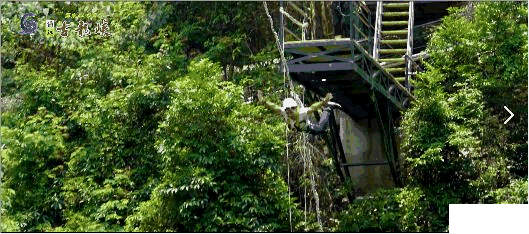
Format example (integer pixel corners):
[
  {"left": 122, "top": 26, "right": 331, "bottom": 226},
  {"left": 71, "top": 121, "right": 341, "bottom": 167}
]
[
  {"left": 275, "top": 1, "right": 419, "bottom": 200},
  {"left": 373, "top": 1, "right": 414, "bottom": 89}
]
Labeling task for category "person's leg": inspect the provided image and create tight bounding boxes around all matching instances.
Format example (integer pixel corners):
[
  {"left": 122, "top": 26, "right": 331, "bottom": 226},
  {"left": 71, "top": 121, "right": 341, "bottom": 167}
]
[{"left": 307, "top": 107, "right": 332, "bottom": 135}]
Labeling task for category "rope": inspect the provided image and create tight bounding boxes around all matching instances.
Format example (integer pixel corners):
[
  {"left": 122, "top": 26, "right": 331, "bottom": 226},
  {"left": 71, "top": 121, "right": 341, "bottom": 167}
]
[
  {"left": 303, "top": 92, "right": 323, "bottom": 231},
  {"left": 262, "top": 1, "right": 302, "bottom": 106},
  {"left": 303, "top": 134, "right": 307, "bottom": 225},
  {"left": 301, "top": 89, "right": 307, "bottom": 224},
  {"left": 263, "top": 3, "right": 324, "bottom": 231},
  {"left": 305, "top": 132, "right": 322, "bottom": 231},
  {"left": 263, "top": 2, "right": 294, "bottom": 231}
]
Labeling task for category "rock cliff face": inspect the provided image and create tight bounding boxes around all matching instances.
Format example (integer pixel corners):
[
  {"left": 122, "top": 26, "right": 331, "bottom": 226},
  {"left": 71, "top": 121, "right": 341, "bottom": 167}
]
[{"left": 335, "top": 109, "right": 395, "bottom": 196}]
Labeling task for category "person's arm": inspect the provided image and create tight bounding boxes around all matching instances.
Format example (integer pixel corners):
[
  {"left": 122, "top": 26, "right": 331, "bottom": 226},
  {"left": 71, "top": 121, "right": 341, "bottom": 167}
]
[
  {"left": 258, "top": 90, "right": 282, "bottom": 115},
  {"left": 307, "top": 93, "right": 333, "bottom": 114}
]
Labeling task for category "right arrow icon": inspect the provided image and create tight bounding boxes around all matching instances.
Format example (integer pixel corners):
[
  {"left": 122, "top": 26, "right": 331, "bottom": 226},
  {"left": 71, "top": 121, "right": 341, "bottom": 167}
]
[{"left": 504, "top": 106, "right": 514, "bottom": 124}]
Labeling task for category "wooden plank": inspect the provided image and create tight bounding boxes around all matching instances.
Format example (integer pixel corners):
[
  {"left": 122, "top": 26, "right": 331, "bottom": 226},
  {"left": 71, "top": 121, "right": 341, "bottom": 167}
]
[
  {"left": 395, "top": 77, "right": 406, "bottom": 82},
  {"left": 382, "top": 21, "right": 408, "bottom": 26},
  {"left": 381, "top": 39, "right": 407, "bottom": 44},
  {"left": 383, "top": 3, "right": 409, "bottom": 8},
  {"left": 380, "top": 48, "right": 407, "bottom": 54},
  {"left": 385, "top": 67, "right": 406, "bottom": 73},
  {"left": 379, "top": 57, "right": 405, "bottom": 63},
  {"left": 381, "top": 30, "right": 409, "bottom": 35},
  {"left": 383, "top": 12, "right": 409, "bottom": 17},
  {"left": 381, "top": 61, "right": 405, "bottom": 68}
]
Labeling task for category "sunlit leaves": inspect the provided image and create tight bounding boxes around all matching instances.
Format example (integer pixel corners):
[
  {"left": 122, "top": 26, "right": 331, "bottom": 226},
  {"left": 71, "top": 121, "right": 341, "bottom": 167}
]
[{"left": 125, "top": 59, "right": 295, "bottom": 232}]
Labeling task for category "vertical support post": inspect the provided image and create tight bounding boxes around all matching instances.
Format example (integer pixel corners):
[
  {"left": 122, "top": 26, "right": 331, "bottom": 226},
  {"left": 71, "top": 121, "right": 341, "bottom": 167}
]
[
  {"left": 404, "top": 55, "right": 409, "bottom": 93},
  {"left": 372, "top": 1, "right": 382, "bottom": 60},
  {"left": 372, "top": 91, "right": 402, "bottom": 189},
  {"left": 405, "top": 1, "right": 414, "bottom": 90},
  {"left": 354, "top": 2, "right": 360, "bottom": 40},
  {"left": 347, "top": 1, "right": 355, "bottom": 73},
  {"left": 367, "top": 2, "right": 373, "bottom": 54},
  {"left": 349, "top": 1, "right": 359, "bottom": 40}
]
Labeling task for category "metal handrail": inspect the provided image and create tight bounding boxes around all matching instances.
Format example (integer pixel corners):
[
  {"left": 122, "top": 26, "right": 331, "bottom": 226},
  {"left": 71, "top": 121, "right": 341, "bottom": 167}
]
[
  {"left": 403, "top": 54, "right": 424, "bottom": 72},
  {"left": 351, "top": 39, "right": 416, "bottom": 100},
  {"left": 284, "top": 27, "right": 302, "bottom": 41},
  {"left": 287, "top": 1, "right": 308, "bottom": 18},
  {"left": 403, "top": 53, "right": 423, "bottom": 90},
  {"left": 405, "top": 1, "right": 414, "bottom": 89},
  {"left": 280, "top": 7, "right": 308, "bottom": 28}
]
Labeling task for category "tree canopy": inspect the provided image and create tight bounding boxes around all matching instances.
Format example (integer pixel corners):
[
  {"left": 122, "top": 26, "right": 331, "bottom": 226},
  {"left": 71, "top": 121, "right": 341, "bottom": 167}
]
[{"left": 1, "top": 1, "right": 527, "bottom": 232}]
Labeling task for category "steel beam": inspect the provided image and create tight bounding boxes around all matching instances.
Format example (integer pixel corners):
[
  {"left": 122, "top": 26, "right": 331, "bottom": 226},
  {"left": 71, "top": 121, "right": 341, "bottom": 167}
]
[{"left": 287, "top": 62, "right": 354, "bottom": 73}]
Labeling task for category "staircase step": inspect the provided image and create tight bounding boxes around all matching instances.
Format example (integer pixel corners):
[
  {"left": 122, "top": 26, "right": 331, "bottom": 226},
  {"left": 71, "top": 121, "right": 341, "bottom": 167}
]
[
  {"left": 382, "top": 21, "right": 408, "bottom": 26},
  {"left": 379, "top": 49, "right": 407, "bottom": 54},
  {"left": 379, "top": 58, "right": 405, "bottom": 63},
  {"left": 383, "top": 12, "right": 409, "bottom": 17},
  {"left": 381, "top": 30, "right": 409, "bottom": 35},
  {"left": 382, "top": 61, "right": 405, "bottom": 68},
  {"left": 395, "top": 77, "right": 407, "bottom": 82},
  {"left": 381, "top": 39, "right": 408, "bottom": 45},
  {"left": 383, "top": 3, "right": 410, "bottom": 8},
  {"left": 385, "top": 67, "right": 406, "bottom": 73}
]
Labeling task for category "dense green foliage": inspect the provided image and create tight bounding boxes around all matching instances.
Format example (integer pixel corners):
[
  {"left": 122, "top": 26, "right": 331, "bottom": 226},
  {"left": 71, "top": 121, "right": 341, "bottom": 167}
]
[
  {"left": 338, "top": 2, "right": 528, "bottom": 232},
  {"left": 1, "top": 1, "right": 302, "bottom": 232},
  {"left": 1, "top": 1, "right": 527, "bottom": 232}
]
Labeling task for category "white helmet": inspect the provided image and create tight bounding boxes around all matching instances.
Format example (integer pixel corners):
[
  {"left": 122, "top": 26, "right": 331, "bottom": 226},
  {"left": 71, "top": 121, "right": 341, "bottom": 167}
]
[{"left": 283, "top": 98, "right": 297, "bottom": 108}]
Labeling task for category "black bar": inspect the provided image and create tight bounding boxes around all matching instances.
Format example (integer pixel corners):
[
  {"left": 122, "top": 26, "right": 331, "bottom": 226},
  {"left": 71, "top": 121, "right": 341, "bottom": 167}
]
[{"left": 330, "top": 111, "right": 351, "bottom": 178}]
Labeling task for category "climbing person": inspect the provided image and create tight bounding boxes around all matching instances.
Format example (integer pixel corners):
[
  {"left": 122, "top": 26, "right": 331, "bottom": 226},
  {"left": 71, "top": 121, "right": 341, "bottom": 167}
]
[{"left": 257, "top": 90, "right": 341, "bottom": 135}]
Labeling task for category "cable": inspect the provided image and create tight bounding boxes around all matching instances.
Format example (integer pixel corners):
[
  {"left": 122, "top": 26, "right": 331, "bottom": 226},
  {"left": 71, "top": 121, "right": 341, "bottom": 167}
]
[
  {"left": 263, "top": 2, "right": 294, "bottom": 231},
  {"left": 263, "top": 2, "right": 325, "bottom": 230},
  {"left": 263, "top": 1, "right": 303, "bottom": 106}
]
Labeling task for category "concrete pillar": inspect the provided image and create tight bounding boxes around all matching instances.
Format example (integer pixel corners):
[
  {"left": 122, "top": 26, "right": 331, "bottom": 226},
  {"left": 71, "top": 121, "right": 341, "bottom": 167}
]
[{"left": 335, "top": 109, "right": 395, "bottom": 196}]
